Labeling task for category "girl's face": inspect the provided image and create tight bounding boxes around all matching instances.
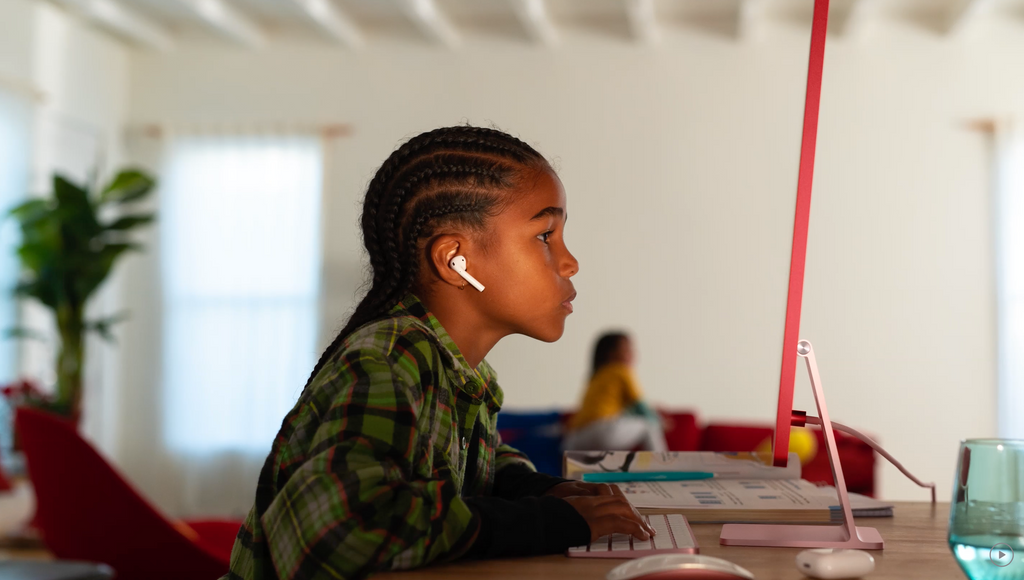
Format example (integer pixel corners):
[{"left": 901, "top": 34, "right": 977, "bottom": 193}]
[
  {"left": 472, "top": 168, "right": 579, "bottom": 342},
  {"left": 615, "top": 338, "right": 635, "bottom": 366}
]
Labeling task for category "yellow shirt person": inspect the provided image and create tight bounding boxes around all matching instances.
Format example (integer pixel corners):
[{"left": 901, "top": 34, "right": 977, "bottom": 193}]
[
  {"left": 569, "top": 363, "right": 643, "bottom": 431},
  {"left": 563, "top": 333, "right": 666, "bottom": 452}
]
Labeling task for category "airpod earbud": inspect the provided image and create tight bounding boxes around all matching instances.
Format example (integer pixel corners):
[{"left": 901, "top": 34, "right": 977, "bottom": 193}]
[{"left": 449, "top": 255, "right": 485, "bottom": 292}]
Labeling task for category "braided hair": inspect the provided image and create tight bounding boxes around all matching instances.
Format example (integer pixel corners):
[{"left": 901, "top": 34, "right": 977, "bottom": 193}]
[
  {"left": 591, "top": 332, "right": 629, "bottom": 377},
  {"left": 305, "top": 125, "right": 551, "bottom": 388}
]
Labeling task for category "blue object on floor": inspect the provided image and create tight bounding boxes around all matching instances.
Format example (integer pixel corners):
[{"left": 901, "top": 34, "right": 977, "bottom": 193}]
[{"left": 496, "top": 410, "right": 565, "bottom": 476}]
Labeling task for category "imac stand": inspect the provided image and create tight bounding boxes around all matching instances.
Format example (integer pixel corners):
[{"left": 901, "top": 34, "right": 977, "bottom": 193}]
[{"left": 719, "top": 340, "right": 884, "bottom": 549}]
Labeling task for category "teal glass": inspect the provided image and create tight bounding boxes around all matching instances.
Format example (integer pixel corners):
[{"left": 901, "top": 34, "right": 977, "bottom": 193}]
[{"left": 948, "top": 439, "right": 1024, "bottom": 579}]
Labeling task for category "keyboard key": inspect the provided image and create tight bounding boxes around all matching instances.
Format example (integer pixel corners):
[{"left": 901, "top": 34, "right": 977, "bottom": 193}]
[
  {"left": 632, "top": 537, "right": 653, "bottom": 550},
  {"left": 667, "top": 514, "right": 695, "bottom": 548},
  {"left": 590, "top": 535, "right": 610, "bottom": 552},
  {"left": 611, "top": 534, "right": 632, "bottom": 551},
  {"left": 648, "top": 515, "right": 673, "bottom": 550}
]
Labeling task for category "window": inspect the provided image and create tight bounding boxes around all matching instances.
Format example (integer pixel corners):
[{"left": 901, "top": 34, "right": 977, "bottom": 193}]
[
  {"left": 996, "top": 130, "right": 1024, "bottom": 440},
  {"left": 162, "top": 134, "right": 323, "bottom": 454},
  {"left": 0, "top": 91, "right": 31, "bottom": 452}
]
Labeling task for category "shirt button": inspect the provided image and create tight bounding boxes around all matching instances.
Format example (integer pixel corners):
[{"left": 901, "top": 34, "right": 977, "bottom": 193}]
[{"left": 461, "top": 437, "right": 467, "bottom": 450}]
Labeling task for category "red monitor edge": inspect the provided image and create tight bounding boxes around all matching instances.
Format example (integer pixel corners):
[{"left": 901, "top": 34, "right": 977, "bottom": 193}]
[{"left": 772, "top": 0, "right": 830, "bottom": 468}]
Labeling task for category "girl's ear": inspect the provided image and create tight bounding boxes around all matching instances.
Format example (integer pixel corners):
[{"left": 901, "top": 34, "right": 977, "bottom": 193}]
[{"left": 427, "top": 234, "right": 469, "bottom": 289}]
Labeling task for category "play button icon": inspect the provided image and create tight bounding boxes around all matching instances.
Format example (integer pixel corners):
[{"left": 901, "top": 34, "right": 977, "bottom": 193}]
[{"left": 990, "top": 543, "right": 1014, "bottom": 567}]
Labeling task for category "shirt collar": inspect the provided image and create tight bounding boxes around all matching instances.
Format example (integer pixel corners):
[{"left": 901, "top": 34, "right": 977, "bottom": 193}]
[{"left": 389, "top": 294, "right": 504, "bottom": 410}]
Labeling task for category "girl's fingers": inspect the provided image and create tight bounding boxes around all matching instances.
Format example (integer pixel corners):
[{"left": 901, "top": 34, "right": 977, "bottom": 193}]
[
  {"left": 586, "top": 494, "right": 634, "bottom": 507},
  {"left": 599, "top": 515, "right": 650, "bottom": 541},
  {"left": 595, "top": 498, "right": 656, "bottom": 536},
  {"left": 594, "top": 483, "right": 617, "bottom": 496}
]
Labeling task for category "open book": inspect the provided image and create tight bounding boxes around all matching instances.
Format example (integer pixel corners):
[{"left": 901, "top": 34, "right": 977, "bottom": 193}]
[{"left": 563, "top": 451, "right": 893, "bottom": 524}]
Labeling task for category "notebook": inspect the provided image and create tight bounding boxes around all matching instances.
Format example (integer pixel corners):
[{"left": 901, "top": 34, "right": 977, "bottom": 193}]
[{"left": 567, "top": 514, "right": 699, "bottom": 559}]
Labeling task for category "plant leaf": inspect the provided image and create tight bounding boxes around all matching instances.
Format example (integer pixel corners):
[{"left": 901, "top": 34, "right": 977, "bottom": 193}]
[
  {"left": 9, "top": 199, "right": 50, "bottom": 223},
  {"left": 100, "top": 170, "right": 155, "bottom": 204},
  {"left": 16, "top": 243, "right": 56, "bottom": 273},
  {"left": 53, "top": 174, "right": 102, "bottom": 241},
  {"left": 4, "top": 327, "right": 48, "bottom": 342},
  {"left": 85, "top": 312, "right": 130, "bottom": 343},
  {"left": 72, "top": 243, "right": 140, "bottom": 300},
  {"left": 105, "top": 214, "right": 155, "bottom": 231}
]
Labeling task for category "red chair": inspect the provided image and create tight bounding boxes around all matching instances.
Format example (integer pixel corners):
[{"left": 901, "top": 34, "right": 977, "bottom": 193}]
[{"left": 16, "top": 407, "right": 243, "bottom": 580}]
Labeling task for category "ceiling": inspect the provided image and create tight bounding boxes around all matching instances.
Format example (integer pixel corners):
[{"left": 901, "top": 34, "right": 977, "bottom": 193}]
[{"left": 50, "top": 0, "right": 1024, "bottom": 50}]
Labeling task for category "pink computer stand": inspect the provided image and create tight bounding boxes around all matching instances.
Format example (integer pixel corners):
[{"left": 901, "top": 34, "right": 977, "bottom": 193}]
[{"left": 719, "top": 340, "right": 884, "bottom": 549}]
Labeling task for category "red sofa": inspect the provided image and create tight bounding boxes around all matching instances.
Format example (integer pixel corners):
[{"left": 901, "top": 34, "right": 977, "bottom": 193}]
[{"left": 498, "top": 410, "right": 876, "bottom": 497}]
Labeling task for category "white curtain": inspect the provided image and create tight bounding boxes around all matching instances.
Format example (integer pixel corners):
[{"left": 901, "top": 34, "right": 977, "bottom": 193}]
[
  {"left": 0, "top": 91, "right": 32, "bottom": 454},
  {"left": 155, "top": 133, "right": 323, "bottom": 515},
  {"left": 995, "top": 124, "right": 1024, "bottom": 440}
]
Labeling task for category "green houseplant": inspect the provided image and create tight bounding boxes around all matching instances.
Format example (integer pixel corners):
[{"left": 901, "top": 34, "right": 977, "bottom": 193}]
[{"left": 7, "top": 169, "right": 156, "bottom": 422}]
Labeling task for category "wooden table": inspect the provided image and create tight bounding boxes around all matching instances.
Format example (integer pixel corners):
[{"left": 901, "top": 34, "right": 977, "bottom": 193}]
[{"left": 376, "top": 502, "right": 966, "bottom": 580}]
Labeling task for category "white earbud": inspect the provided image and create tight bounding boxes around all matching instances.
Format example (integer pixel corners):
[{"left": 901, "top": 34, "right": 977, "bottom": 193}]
[{"left": 449, "top": 255, "right": 485, "bottom": 292}]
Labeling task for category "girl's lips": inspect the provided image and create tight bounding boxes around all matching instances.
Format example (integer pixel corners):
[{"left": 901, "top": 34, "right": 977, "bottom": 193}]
[{"left": 562, "top": 291, "right": 577, "bottom": 313}]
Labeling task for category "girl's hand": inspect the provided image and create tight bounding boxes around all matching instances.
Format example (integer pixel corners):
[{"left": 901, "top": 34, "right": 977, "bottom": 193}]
[
  {"left": 561, "top": 492, "right": 656, "bottom": 542},
  {"left": 544, "top": 481, "right": 619, "bottom": 499}
]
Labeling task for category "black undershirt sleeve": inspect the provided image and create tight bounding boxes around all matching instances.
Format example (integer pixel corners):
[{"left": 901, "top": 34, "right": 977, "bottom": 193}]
[
  {"left": 459, "top": 422, "right": 590, "bottom": 559},
  {"left": 461, "top": 495, "right": 591, "bottom": 559},
  {"left": 491, "top": 462, "right": 573, "bottom": 500}
]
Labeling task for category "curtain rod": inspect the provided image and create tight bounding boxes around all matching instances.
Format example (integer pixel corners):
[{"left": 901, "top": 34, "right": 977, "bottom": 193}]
[
  {"left": 0, "top": 73, "right": 46, "bottom": 103},
  {"left": 965, "top": 117, "right": 1013, "bottom": 135},
  {"left": 130, "top": 122, "right": 353, "bottom": 139}
]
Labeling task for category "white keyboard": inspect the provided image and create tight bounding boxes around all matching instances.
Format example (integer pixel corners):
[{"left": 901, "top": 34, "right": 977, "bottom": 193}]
[{"left": 566, "top": 514, "right": 699, "bottom": 559}]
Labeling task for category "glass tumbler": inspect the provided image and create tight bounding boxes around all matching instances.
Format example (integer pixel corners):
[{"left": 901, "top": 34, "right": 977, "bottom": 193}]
[{"left": 949, "top": 439, "right": 1024, "bottom": 579}]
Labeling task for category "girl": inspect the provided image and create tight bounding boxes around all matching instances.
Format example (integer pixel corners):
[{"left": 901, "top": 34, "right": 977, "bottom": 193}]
[
  {"left": 225, "top": 126, "right": 655, "bottom": 580},
  {"left": 563, "top": 332, "right": 668, "bottom": 452}
]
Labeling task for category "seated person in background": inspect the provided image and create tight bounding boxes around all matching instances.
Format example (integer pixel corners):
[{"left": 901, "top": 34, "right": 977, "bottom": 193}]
[{"left": 563, "top": 332, "right": 668, "bottom": 452}]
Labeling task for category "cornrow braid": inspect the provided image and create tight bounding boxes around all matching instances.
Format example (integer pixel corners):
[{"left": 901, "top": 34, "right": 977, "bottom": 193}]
[{"left": 303, "top": 125, "right": 550, "bottom": 390}]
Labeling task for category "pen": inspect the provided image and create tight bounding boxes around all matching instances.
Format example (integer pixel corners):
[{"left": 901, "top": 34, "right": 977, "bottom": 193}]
[{"left": 581, "top": 471, "right": 715, "bottom": 483}]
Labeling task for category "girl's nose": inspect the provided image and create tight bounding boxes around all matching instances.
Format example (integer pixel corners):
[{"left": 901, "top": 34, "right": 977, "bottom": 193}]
[{"left": 563, "top": 249, "right": 579, "bottom": 278}]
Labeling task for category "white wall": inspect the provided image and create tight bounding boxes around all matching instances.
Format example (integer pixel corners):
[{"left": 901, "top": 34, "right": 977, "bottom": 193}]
[{"left": 125, "top": 20, "right": 1024, "bottom": 502}]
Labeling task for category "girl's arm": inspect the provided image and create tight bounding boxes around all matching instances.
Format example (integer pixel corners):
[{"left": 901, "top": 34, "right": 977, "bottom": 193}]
[{"left": 257, "top": 348, "right": 476, "bottom": 578}]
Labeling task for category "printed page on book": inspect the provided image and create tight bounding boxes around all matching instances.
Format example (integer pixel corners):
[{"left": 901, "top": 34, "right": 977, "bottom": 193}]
[{"left": 619, "top": 478, "right": 832, "bottom": 511}]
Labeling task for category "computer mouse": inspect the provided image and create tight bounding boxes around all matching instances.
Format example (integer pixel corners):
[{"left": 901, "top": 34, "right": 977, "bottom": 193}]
[
  {"left": 606, "top": 554, "right": 756, "bottom": 580},
  {"left": 795, "top": 549, "right": 875, "bottom": 579}
]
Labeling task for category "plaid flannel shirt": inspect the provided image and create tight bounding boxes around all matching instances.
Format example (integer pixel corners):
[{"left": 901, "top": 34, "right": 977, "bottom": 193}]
[{"left": 224, "top": 294, "right": 543, "bottom": 580}]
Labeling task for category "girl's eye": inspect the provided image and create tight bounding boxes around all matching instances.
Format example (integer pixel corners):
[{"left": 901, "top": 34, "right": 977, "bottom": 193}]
[{"left": 538, "top": 231, "right": 553, "bottom": 244}]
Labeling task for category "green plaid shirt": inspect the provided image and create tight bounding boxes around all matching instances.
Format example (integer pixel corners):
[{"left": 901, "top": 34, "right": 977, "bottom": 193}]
[{"left": 225, "top": 294, "right": 542, "bottom": 580}]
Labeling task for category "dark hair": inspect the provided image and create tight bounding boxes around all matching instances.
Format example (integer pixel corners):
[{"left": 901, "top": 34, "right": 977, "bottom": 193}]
[
  {"left": 591, "top": 332, "right": 629, "bottom": 376},
  {"left": 305, "top": 125, "right": 551, "bottom": 388}
]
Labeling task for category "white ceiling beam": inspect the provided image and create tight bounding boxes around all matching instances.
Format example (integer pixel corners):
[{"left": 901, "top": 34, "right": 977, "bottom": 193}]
[
  {"left": 946, "top": 0, "right": 995, "bottom": 36},
  {"left": 54, "top": 0, "right": 175, "bottom": 51},
  {"left": 397, "top": 0, "right": 461, "bottom": 48},
  {"left": 172, "top": 0, "right": 266, "bottom": 48},
  {"left": 624, "top": 0, "right": 659, "bottom": 44},
  {"left": 831, "top": 0, "right": 870, "bottom": 38},
  {"left": 510, "top": 0, "right": 558, "bottom": 46},
  {"left": 288, "top": 0, "right": 363, "bottom": 48}
]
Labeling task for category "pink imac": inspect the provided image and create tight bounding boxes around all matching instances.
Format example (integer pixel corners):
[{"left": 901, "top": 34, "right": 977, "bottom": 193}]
[{"left": 718, "top": 0, "right": 885, "bottom": 550}]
